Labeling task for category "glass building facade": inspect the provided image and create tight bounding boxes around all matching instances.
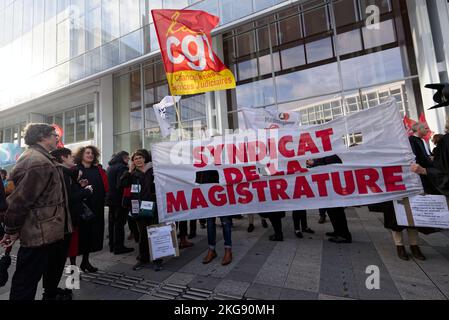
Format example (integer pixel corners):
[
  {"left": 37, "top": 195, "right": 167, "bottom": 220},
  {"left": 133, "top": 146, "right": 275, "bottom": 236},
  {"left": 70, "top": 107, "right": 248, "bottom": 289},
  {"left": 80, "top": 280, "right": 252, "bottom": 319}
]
[{"left": 0, "top": 0, "right": 448, "bottom": 163}]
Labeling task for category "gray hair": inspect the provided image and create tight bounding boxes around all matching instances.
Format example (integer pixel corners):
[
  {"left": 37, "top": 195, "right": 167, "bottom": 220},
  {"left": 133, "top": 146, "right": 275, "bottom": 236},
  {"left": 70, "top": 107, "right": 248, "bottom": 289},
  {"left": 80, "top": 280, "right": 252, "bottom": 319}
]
[{"left": 23, "top": 123, "right": 55, "bottom": 146}]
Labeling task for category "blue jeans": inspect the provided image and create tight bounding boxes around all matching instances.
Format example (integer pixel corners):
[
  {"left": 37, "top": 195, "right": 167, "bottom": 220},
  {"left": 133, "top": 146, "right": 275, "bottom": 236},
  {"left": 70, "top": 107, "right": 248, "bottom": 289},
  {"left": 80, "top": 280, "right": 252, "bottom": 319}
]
[{"left": 207, "top": 217, "right": 232, "bottom": 250}]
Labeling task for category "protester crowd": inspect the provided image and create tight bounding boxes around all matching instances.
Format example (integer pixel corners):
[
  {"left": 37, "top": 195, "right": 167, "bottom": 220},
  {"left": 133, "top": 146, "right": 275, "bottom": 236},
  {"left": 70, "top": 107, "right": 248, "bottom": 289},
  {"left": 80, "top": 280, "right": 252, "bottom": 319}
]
[{"left": 0, "top": 117, "right": 448, "bottom": 300}]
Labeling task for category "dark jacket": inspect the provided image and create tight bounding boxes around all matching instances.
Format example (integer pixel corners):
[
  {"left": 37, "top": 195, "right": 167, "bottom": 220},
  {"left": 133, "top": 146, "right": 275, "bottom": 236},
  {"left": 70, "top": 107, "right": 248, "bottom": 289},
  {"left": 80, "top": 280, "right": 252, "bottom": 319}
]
[
  {"left": 409, "top": 135, "right": 439, "bottom": 194},
  {"left": 4, "top": 144, "right": 71, "bottom": 247},
  {"left": 0, "top": 177, "right": 7, "bottom": 213},
  {"left": 120, "top": 164, "right": 158, "bottom": 223},
  {"left": 62, "top": 167, "right": 92, "bottom": 227},
  {"left": 106, "top": 154, "right": 129, "bottom": 206}
]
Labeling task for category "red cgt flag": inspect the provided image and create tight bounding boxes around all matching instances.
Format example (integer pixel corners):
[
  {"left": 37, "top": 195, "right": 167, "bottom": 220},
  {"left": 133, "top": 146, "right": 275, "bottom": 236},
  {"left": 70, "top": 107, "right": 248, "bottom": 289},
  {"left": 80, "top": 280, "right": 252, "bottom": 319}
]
[
  {"left": 151, "top": 9, "right": 236, "bottom": 96},
  {"left": 418, "top": 112, "right": 434, "bottom": 142}
]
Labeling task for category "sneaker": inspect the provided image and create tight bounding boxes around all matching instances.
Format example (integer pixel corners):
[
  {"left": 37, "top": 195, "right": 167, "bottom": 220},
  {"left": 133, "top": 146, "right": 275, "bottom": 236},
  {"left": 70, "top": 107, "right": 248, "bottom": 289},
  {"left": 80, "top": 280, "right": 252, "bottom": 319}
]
[
  {"left": 247, "top": 224, "right": 255, "bottom": 233},
  {"left": 294, "top": 231, "right": 303, "bottom": 239}
]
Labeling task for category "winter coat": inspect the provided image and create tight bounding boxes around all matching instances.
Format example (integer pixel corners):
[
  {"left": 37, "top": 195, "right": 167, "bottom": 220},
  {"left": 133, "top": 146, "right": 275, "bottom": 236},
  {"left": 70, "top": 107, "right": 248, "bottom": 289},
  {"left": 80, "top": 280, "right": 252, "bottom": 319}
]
[{"left": 4, "top": 144, "right": 71, "bottom": 247}]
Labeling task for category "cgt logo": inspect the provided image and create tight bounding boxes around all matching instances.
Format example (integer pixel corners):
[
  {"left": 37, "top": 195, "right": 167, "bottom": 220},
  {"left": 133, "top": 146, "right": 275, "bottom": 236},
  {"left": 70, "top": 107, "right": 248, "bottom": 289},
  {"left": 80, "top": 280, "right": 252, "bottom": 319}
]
[
  {"left": 279, "top": 113, "right": 290, "bottom": 121},
  {"left": 165, "top": 11, "right": 215, "bottom": 71}
]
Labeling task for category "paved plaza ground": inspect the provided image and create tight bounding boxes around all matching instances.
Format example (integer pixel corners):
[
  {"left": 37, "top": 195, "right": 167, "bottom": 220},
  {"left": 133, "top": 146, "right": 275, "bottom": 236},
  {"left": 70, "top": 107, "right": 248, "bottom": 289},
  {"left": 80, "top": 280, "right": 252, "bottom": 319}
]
[{"left": 1, "top": 207, "right": 449, "bottom": 300}]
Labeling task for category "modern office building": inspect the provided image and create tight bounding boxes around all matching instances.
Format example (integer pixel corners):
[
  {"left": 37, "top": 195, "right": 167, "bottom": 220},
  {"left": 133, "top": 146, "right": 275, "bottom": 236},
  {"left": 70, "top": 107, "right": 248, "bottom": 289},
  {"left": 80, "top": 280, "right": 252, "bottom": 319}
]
[{"left": 1, "top": 0, "right": 448, "bottom": 165}]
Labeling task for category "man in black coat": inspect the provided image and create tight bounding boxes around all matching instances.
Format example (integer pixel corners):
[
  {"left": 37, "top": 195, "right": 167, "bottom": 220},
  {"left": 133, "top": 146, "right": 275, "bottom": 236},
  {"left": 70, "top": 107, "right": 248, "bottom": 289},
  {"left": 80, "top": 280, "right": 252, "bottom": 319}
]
[
  {"left": 106, "top": 151, "right": 134, "bottom": 255},
  {"left": 307, "top": 155, "right": 352, "bottom": 244},
  {"left": 0, "top": 176, "right": 7, "bottom": 238},
  {"left": 409, "top": 122, "right": 438, "bottom": 194}
]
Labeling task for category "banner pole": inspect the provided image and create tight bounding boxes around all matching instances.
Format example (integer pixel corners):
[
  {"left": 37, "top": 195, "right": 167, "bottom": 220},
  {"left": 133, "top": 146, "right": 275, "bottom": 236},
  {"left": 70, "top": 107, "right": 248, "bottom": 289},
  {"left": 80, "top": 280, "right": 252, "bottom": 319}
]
[{"left": 172, "top": 95, "right": 183, "bottom": 139}]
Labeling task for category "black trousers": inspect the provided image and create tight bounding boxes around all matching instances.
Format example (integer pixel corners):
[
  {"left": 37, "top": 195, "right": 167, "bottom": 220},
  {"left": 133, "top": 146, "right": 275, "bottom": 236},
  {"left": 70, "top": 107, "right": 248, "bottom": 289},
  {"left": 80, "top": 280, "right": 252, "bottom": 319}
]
[
  {"left": 292, "top": 210, "right": 308, "bottom": 231},
  {"left": 108, "top": 205, "right": 128, "bottom": 249},
  {"left": 268, "top": 216, "right": 283, "bottom": 236},
  {"left": 178, "top": 220, "right": 197, "bottom": 237},
  {"left": 319, "top": 208, "right": 327, "bottom": 218},
  {"left": 327, "top": 207, "right": 351, "bottom": 240},
  {"left": 42, "top": 234, "right": 72, "bottom": 298},
  {"left": 136, "top": 219, "right": 151, "bottom": 263},
  {"left": 10, "top": 241, "right": 65, "bottom": 300}
]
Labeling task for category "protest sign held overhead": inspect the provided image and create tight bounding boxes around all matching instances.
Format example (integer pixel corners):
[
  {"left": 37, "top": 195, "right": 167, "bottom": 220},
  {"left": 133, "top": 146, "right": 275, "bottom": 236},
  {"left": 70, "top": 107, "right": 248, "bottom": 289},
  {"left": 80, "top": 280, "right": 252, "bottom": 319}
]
[
  {"left": 152, "top": 99, "right": 424, "bottom": 223},
  {"left": 239, "top": 107, "right": 301, "bottom": 130},
  {"left": 151, "top": 9, "right": 236, "bottom": 95}
]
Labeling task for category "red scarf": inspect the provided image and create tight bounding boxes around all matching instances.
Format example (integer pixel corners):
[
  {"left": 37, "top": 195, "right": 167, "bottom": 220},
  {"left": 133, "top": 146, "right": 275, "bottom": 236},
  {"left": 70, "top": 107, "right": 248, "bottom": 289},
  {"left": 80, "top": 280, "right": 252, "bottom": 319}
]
[{"left": 97, "top": 165, "right": 109, "bottom": 193}]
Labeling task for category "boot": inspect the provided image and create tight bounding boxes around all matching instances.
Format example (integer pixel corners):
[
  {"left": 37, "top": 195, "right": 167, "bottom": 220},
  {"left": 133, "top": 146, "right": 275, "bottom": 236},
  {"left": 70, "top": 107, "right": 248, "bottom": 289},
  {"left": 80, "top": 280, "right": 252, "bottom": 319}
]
[
  {"left": 396, "top": 245, "right": 409, "bottom": 261},
  {"left": 202, "top": 249, "right": 217, "bottom": 264},
  {"left": 410, "top": 245, "right": 426, "bottom": 260},
  {"left": 221, "top": 248, "right": 233, "bottom": 266},
  {"left": 179, "top": 236, "right": 194, "bottom": 249}
]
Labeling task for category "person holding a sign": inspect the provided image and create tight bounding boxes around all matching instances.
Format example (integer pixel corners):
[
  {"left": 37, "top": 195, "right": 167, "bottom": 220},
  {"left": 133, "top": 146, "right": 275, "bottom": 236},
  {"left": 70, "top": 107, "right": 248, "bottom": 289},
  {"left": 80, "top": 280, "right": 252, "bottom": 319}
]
[{"left": 120, "top": 150, "right": 162, "bottom": 271}]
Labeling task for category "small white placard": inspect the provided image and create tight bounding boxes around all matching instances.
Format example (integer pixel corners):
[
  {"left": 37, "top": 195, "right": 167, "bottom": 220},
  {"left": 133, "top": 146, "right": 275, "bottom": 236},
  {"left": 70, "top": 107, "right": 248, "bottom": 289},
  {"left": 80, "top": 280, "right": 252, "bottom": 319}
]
[
  {"left": 147, "top": 224, "right": 176, "bottom": 260},
  {"left": 131, "top": 184, "right": 141, "bottom": 193},
  {"left": 394, "top": 195, "right": 449, "bottom": 229},
  {"left": 131, "top": 200, "right": 140, "bottom": 214},
  {"left": 141, "top": 201, "right": 154, "bottom": 210}
]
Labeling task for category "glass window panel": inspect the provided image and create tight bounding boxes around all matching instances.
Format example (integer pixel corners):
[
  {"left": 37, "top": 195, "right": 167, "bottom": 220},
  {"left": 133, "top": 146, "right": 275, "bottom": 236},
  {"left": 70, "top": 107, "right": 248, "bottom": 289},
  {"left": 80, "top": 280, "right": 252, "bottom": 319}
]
[
  {"left": 86, "top": 5, "right": 101, "bottom": 50},
  {"left": 102, "top": 39, "right": 120, "bottom": 70},
  {"left": 236, "top": 31, "right": 256, "bottom": 57},
  {"left": 303, "top": 2, "right": 329, "bottom": 37},
  {"left": 336, "top": 29, "right": 362, "bottom": 55},
  {"left": 113, "top": 71, "right": 142, "bottom": 133},
  {"left": 65, "top": 109, "right": 75, "bottom": 144},
  {"left": 254, "top": 0, "right": 275, "bottom": 11},
  {"left": 76, "top": 106, "right": 86, "bottom": 141},
  {"left": 220, "top": 0, "right": 253, "bottom": 25},
  {"left": 33, "top": 0, "right": 44, "bottom": 26},
  {"left": 144, "top": 128, "right": 165, "bottom": 149},
  {"left": 163, "top": 0, "right": 188, "bottom": 9},
  {"left": 235, "top": 78, "right": 275, "bottom": 108},
  {"left": 23, "top": 0, "right": 34, "bottom": 34},
  {"left": 44, "top": 18, "right": 57, "bottom": 69},
  {"left": 4, "top": 128, "right": 12, "bottom": 143},
  {"left": 362, "top": 19, "right": 396, "bottom": 49},
  {"left": 57, "top": 0, "right": 70, "bottom": 22},
  {"left": 87, "top": 104, "right": 95, "bottom": 139},
  {"left": 120, "top": 29, "right": 143, "bottom": 63},
  {"left": 341, "top": 47, "right": 405, "bottom": 90},
  {"left": 281, "top": 45, "right": 305, "bottom": 69},
  {"left": 306, "top": 37, "right": 333, "bottom": 63},
  {"left": 259, "top": 52, "right": 280, "bottom": 75},
  {"left": 57, "top": 18, "right": 70, "bottom": 62},
  {"left": 85, "top": 46, "right": 101, "bottom": 76},
  {"left": 190, "top": 0, "right": 218, "bottom": 16},
  {"left": 180, "top": 94, "right": 206, "bottom": 121},
  {"left": 278, "top": 15, "right": 302, "bottom": 44},
  {"left": 333, "top": 0, "right": 358, "bottom": 27},
  {"left": 13, "top": 0, "right": 24, "bottom": 39},
  {"left": 276, "top": 62, "right": 341, "bottom": 102},
  {"left": 69, "top": 54, "right": 85, "bottom": 81},
  {"left": 120, "top": 0, "right": 140, "bottom": 36},
  {"left": 144, "top": 0, "right": 162, "bottom": 24},
  {"left": 55, "top": 113, "right": 63, "bottom": 128},
  {"left": 258, "top": 23, "right": 277, "bottom": 51},
  {"left": 114, "top": 131, "right": 142, "bottom": 153},
  {"left": 32, "top": 23, "right": 44, "bottom": 74},
  {"left": 238, "top": 58, "right": 258, "bottom": 81},
  {"left": 154, "top": 61, "right": 166, "bottom": 82},
  {"left": 70, "top": 13, "right": 85, "bottom": 58},
  {"left": 155, "top": 84, "right": 169, "bottom": 101},
  {"left": 102, "top": 0, "right": 120, "bottom": 43}
]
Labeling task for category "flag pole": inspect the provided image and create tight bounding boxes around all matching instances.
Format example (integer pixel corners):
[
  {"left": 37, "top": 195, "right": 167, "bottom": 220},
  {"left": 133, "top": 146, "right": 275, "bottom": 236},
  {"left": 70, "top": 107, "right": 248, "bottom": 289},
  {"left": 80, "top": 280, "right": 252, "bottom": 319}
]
[{"left": 172, "top": 95, "right": 183, "bottom": 139}]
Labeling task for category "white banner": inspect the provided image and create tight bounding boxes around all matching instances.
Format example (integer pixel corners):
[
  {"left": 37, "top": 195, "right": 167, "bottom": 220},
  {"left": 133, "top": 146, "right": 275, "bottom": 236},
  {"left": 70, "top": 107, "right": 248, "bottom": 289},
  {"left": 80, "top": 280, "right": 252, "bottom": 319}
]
[
  {"left": 153, "top": 96, "right": 181, "bottom": 137},
  {"left": 239, "top": 107, "right": 301, "bottom": 130},
  {"left": 152, "top": 99, "right": 423, "bottom": 223}
]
